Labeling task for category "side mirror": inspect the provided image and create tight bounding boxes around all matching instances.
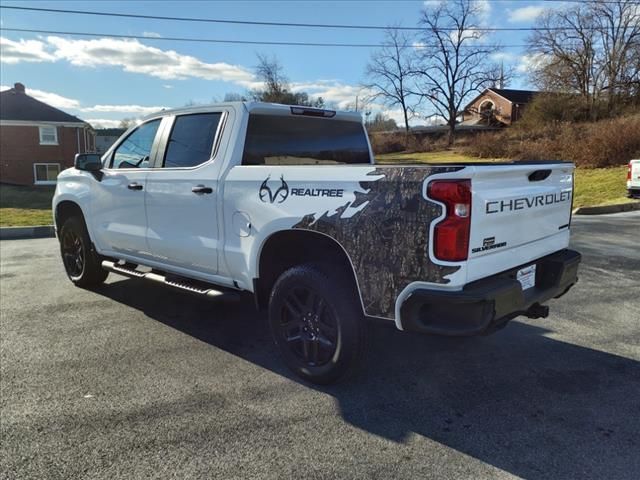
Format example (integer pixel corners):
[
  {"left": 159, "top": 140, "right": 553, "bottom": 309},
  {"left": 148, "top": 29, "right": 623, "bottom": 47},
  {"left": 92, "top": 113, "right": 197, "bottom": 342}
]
[{"left": 75, "top": 153, "right": 103, "bottom": 172}]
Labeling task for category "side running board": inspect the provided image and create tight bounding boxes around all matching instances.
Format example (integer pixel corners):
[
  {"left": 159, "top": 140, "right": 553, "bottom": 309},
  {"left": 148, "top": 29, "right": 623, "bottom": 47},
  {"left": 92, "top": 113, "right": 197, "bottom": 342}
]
[{"left": 101, "top": 260, "right": 240, "bottom": 301}]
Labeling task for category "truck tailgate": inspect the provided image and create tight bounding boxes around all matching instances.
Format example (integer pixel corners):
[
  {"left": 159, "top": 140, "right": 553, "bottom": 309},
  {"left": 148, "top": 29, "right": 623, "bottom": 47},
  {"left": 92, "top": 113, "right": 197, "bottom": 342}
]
[{"left": 465, "top": 163, "right": 574, "bottom": 283}]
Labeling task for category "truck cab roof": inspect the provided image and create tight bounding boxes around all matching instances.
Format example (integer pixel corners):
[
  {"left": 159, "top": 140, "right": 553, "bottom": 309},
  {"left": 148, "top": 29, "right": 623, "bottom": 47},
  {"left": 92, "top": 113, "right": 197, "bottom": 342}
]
[{"left": 141, "top": 101, "right": 363, "bottom": 123}]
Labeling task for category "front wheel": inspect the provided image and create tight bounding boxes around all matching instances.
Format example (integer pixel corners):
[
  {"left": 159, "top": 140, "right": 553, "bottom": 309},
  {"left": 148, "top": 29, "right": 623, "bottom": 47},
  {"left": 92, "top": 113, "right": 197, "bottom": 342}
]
[
  {"left": 59, "top": 216, "right": 108, "bottom": 287},
  {"left": 268, "top": 263, "right": 367, "bottom": 384}
]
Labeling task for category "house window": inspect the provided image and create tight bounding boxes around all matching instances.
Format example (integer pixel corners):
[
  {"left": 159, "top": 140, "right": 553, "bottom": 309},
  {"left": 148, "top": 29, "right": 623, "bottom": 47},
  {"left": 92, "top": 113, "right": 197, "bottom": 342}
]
[
  {"left": 33, "top": 163, "right": 61, "bottom": 184},
  {"left": 39, "top": 126, "right": 58, "bottom": 145}
]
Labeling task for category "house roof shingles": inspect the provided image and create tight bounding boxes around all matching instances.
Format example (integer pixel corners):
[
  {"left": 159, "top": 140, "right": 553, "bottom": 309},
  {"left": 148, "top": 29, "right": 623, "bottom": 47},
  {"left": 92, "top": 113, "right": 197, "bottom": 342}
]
[
  {"left": 490, "top": 88, "right": 539, "bottom": 104},
  {"left": 0, "top": 83, "right": 86, "bottom": 124}
]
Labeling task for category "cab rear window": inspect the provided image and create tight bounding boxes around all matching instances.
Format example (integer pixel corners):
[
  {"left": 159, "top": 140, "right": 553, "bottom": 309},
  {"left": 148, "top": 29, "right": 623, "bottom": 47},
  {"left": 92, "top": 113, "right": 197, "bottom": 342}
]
[{"left": 242, "top": 114, "right": 371, "bottom": 166}]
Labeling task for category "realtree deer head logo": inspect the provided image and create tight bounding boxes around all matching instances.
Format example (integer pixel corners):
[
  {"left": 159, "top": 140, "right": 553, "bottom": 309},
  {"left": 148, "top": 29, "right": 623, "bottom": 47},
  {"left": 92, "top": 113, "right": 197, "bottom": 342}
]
[{"left": 259, "top": 175, "right": 289, "bottom": 204}]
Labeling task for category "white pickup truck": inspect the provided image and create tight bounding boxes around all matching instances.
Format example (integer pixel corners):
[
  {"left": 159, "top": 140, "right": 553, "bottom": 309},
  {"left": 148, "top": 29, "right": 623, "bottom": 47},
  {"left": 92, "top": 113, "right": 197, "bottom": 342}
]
[{"left": 53, "top": 102, "right": 581, "bottom": 384}]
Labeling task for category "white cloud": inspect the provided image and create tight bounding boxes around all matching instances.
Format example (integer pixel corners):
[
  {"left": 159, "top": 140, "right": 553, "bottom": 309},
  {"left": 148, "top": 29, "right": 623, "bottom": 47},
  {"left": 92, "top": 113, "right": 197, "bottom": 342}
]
[
  {"left": 1, "top": 84, "right": 166, "bottom": 117},
  {"left": 1, "top": 34, "right": 435, "bottom": 126},
  {"left": 3, "top": 34, "right": 256, "bottom": 85},
  {"left": 29, "top": 87, "right": 81, "bottom": 110},
  {"left": 379, "top": 107, "right": 423, "bottom": 127},
  {"left": 46, "top": 36, "right": 255, "bottom": 83},
  {"left": 143, "top": 31, "right": 162, "bottom": 38},
  {"left": 0, "top": 83, "right": 80, "bottom": 109},
  {"left": 473, "top": 0, "right": 492, "bottom": 24},
  {"left": 491, "top": 51, "right": 516, "bottom": 62},
  {"left": 517, "top": 52, "right": 548, "bottom": 73},
  {"left": 450, "top": 29, "right": 483, "bottom": 44},
  {"left": 81, "top": 104, "right": 168, "bottom": 115},
  {"left": 290, "top": 81, "right": 373, "bottom": 109},
  {"left": 0, "top": 37, "right": 55, "bottom": 64},
  {"left": 85, "top": 118, "right": 129, "bottom": 128},
  {"left": 508, "top": 5, "right": 545, "bottom": 23}
]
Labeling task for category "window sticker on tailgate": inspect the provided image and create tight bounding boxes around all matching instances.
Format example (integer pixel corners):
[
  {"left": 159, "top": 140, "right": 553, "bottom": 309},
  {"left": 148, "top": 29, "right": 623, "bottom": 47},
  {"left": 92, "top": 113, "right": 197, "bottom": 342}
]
[{"left": 517, "top": 265, "right": 536, "bottom": 290}]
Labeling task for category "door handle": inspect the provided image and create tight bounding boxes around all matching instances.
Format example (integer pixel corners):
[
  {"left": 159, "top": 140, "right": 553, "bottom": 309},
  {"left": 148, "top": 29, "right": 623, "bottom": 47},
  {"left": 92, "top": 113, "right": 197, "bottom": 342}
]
[
  {"left": 192, "top": 185, "right": 213, "bottom": 194},
  {"left": 127, "top": 182, "right": 144, "bottom": 190}
]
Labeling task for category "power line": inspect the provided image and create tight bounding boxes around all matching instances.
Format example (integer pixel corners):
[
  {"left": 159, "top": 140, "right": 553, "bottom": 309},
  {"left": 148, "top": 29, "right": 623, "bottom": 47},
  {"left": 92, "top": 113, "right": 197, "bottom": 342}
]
[
  {"left": 0, "top": 27, "right": 533, "bottom": 48},
  {"left": 1, "top": 4, "right": 637, "bottom": 32}
]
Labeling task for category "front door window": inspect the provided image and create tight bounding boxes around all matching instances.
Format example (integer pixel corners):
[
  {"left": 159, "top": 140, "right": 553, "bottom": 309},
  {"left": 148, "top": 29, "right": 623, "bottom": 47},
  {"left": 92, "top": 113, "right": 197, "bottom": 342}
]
[{"left": 111, "top": 119, "right": 161, "bottom": 169}]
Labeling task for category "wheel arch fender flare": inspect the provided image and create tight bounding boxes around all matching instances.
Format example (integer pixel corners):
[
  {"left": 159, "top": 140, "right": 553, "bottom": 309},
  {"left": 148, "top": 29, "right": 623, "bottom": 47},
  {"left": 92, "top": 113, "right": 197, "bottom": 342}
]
[
  {"left": 54, "top": 197, "right": 89, "bottom": 235},
  {"left": 253, "top": 228, "right": 365, "bottom": 313}
]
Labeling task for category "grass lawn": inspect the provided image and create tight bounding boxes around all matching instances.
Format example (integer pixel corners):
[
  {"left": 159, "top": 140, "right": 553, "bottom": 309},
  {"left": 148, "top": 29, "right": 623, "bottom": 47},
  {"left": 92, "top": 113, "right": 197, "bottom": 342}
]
[
  {"left": 573, "top": 165, "right": 632, "bottom": 208},
  {"left": 376, "top": 150, "right": 491, "bottom": 163},
  {"left": 0, "top": 184, "right": 55, "bottom": 227}
]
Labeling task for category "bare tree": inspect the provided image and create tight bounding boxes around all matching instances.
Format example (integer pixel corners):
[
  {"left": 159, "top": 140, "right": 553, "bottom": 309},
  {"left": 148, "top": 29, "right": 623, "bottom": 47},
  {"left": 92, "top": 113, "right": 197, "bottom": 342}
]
[
  {"left": 529, "top": 5, "right": 603, "bottom": 115},
  {"left": 364, "top": 28, "right": 417, "bottom": 133},
  {"left": 253, "top": 53, "right": 289, "bottom": 101},
  {"left": 118, "top": 117, "right": 136, "bottom": 129},
  {"left": 223, "top": 92, "right": 247, "bottom": 102},
  {"left": 487, "top": 62, "right": 514, "bottom": 89},
  {"left": 411, "top": 0, "right": 501, "bottom": 145},
  {"left": 251, "top": 54, "right": 322, "bottom": 106},
  {"left": 529, "top": 0, "right": 639, "bottom": 116},
  {"left": 591, "top": 0, "right": 640, "bottom": 112}
]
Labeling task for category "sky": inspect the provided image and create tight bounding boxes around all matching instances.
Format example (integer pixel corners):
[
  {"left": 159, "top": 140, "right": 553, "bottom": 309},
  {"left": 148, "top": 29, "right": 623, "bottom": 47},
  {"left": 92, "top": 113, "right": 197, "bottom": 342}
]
[{"left": 0, "top": 0, "right": 554, "bottom": 128}]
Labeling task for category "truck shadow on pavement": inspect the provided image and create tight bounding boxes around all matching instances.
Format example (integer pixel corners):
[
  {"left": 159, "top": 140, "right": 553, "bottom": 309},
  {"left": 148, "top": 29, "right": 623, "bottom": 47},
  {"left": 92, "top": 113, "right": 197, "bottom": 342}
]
[{"left": 94, "top": 278, "right": 640, "bottom": 480}]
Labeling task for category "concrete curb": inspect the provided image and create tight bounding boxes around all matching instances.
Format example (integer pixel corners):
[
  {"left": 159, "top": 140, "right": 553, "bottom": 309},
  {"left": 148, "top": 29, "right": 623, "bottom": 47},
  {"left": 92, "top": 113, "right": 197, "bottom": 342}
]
[
  {"left": 0, "top": 225, "right": 55, "bottom": 240},
  {"left": 573, "top": 201, "right": 640, "bottom": 215}
]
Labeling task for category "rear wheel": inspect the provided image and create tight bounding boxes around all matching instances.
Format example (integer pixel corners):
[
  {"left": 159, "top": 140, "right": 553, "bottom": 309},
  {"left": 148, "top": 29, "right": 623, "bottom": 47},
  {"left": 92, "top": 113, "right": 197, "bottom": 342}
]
[
  {"left": 268, "top": 263, "right": 367, "bottom": 384},
  {"left": 59, "top": 216, "right": 108, "bottom": 287}
]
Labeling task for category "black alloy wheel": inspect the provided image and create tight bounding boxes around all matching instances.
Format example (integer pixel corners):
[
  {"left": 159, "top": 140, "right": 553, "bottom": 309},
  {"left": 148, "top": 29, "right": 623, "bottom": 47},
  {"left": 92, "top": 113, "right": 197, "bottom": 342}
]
[
  {"left": 268, "top": 263, "right": 367, "bottom": 384},
  {"left": 278, "top": 286, "right": 338, "bottom": 367},
  {"left": 61, "top": 228, "right": 85, "bottom": 278},
  {"left": 58, "top": 216, "right": 108, "bottom": 287}
]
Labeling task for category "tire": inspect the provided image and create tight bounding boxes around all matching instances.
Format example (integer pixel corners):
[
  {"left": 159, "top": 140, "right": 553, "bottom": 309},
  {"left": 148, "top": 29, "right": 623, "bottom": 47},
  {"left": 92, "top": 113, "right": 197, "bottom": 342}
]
[
  {"left": 59, "top": 216, "right": 108, "bottom": 287},
  {"left": 268, "top": 263, "right": 367, "bottom": 384}
]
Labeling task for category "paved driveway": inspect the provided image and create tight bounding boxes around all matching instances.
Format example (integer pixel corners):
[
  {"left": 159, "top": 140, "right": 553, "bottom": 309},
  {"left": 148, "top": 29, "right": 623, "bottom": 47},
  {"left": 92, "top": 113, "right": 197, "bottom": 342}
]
[{"left": 1, "top": 212, "right": 639, "bottom": 479}]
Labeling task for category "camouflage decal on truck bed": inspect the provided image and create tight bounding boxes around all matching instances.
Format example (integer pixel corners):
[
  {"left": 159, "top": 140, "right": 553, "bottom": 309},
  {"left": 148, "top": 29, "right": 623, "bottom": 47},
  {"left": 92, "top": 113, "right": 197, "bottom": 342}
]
[{"left": 294, "top": 166, "right": 463, "bottom": 319}]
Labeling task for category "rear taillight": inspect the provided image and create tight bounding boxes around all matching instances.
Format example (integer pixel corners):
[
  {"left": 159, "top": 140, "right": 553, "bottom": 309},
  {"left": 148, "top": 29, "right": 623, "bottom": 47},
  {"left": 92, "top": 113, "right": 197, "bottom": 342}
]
[
  {"left": 627, "top": 162, "right": 632, "bottom": 181},
  {"left": 428, "top": 180, "right": 471, "bottom": 262}
]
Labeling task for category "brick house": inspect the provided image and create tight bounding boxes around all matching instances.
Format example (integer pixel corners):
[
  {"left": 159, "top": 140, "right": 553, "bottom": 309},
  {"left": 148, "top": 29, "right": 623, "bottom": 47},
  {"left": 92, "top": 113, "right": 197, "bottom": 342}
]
[
  {"left": 462, "top": 88, "right": 539, "bottom": 126},
  {"left": 0, "top": 82, "right": 95, "bottom": 186}
]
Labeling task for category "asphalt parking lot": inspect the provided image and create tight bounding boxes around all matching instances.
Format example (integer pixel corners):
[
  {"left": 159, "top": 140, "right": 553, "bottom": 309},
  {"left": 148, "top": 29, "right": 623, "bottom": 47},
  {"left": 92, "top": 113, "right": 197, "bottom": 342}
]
[{"left": 1, "top": 212, "right": 639, "bottom": 480}]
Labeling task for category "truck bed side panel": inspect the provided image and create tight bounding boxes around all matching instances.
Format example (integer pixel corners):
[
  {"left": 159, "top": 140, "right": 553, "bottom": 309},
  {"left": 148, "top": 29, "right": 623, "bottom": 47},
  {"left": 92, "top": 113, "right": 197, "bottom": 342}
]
[
  {"left": 292, "top": 167, "right": 461, "bottom": 318},
  {"left": 223, "top": 165, "right": 461, "bottom": 319}
]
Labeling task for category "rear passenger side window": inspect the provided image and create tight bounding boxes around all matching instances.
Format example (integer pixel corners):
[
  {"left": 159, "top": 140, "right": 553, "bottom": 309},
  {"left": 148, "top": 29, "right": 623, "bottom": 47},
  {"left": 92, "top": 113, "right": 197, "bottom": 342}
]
[
  {"left": 242, "top": 114, "right": 371, "bottom": 165},
  {"left": 163, "top": 113, "right": 222, "bottom": 168}
]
